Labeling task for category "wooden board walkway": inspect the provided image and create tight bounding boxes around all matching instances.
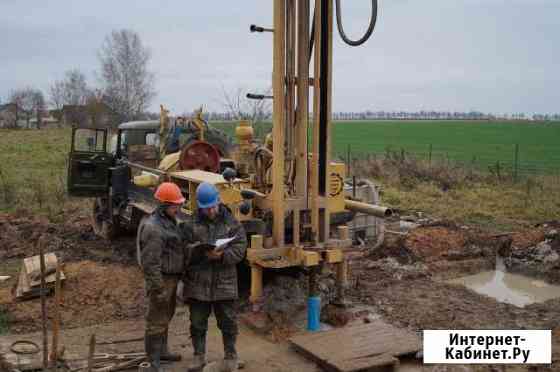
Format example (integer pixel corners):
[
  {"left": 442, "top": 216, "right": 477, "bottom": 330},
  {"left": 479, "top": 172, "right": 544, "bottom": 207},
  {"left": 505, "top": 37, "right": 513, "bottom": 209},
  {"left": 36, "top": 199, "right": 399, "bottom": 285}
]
[{"left": 289, "top": 320, "right": 421, "bottom": 372}]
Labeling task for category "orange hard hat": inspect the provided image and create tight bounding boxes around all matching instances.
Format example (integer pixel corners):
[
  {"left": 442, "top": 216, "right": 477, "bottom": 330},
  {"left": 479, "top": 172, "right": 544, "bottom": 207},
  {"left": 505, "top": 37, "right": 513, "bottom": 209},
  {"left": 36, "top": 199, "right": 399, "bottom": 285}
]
[{"left": 154, "top": 182, "right": 185, "bottom": 204}]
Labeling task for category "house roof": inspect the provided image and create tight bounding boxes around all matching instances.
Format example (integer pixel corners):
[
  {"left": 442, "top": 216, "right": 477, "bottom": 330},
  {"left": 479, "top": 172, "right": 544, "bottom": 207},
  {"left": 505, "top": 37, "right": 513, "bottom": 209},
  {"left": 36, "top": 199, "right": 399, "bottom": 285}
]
[{"left": 0, "top": 103, "right": 17, "bottom": 111}]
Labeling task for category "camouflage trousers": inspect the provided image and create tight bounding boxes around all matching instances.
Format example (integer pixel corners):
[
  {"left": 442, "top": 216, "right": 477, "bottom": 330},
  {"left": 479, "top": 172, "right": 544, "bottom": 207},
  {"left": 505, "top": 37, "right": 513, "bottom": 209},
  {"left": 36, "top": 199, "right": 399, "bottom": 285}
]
[
  {"left": 188, "top": 299, "right": 238, "bottom": 357},
  {"left": 145, "top": 276, "right": 179, "bottom": 337}
]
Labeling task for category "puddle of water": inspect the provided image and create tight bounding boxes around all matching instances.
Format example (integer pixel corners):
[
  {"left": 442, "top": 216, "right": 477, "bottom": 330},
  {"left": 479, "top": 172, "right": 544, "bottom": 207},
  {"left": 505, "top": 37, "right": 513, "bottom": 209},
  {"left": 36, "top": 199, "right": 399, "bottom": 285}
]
[{"left": 447, "top": 258, "right": 560, "bottom": 307}]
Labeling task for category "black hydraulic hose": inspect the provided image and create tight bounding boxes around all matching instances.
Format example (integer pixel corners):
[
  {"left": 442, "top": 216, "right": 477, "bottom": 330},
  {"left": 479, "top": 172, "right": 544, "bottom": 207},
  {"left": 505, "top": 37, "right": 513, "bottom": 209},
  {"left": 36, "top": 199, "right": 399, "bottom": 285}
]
[
  {"left": 309, "top": 0, "right": 378, "bottom": 60},
  {"left": 336, "top": 0, "right": 378, "bottom": 46}
]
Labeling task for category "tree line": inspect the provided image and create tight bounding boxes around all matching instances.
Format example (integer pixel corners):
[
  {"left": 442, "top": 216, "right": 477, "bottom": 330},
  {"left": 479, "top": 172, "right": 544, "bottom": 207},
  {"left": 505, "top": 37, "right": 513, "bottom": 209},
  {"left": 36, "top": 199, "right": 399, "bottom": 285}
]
[{"left": 1, "top": 29, "right": 155, "bottom": 129}]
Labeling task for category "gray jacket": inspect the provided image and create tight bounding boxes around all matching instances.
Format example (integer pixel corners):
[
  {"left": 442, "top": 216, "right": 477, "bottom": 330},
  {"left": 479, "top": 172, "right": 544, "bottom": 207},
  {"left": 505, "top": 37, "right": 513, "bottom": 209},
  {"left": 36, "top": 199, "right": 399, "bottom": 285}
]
[
  {"left": 182, "top": 205, "right": 247, "bottom": 302},
  {"left": 138, "top": 206, "right": 185, "bottom": 295}
]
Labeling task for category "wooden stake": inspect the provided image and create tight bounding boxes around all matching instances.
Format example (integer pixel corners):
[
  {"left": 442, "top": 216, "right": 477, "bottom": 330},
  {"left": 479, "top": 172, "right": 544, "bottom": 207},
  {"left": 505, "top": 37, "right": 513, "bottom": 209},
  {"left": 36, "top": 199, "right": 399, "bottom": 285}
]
[
  {"left": 50, "top": 263, "right": 62, "bottom": 367},
  {"left": 39, "top": 237, "right": 49, "bottom": 372},
  {"left": 87, "top": 334, "right": 96, "bottom": 372}
]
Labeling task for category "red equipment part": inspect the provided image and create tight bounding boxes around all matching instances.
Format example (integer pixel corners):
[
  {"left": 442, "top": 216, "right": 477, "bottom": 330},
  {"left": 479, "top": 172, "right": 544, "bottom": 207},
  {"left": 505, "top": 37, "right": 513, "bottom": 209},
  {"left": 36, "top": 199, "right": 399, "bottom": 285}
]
[{"left": 179, "top": 141, "right": 221, "bottom": 173}]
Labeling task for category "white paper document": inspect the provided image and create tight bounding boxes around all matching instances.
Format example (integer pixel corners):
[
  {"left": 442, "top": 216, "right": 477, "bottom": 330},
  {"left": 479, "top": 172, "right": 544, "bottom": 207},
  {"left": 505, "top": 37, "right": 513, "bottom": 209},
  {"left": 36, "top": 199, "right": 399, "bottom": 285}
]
[{"left": 214, "top": 237, "right": 235, "bottom": 249}]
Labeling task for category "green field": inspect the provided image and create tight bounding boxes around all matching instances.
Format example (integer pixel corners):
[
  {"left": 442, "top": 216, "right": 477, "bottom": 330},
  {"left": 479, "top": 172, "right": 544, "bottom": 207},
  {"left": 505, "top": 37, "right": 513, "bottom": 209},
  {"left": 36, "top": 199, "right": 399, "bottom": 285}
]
[
  {"left": 0, "top": 124, "right": 559, "bottom": 229},
  {"left": 211, "top": 120, "right": 560, "bottom": 174},
  {"left": 0, "top": 128, "right": 71, "bottom": 215}
]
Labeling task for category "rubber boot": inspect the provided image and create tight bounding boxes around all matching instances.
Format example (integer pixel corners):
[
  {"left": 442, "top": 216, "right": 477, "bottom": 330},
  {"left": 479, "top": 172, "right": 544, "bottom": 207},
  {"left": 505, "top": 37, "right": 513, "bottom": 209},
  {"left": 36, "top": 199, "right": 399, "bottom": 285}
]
[
  {"left": 161, "top": 329, "right": 182, "bottom": 361},
  {"left": 222, "top": 359, "right": 238, "bottom": 372},
  {"left": 187, "top": 335, "right": 206, "bottom": 372},
  {"left": 145, "top": 333, "right": 164, "bottom": 372},
  {"left": 222, "top": 333, "right": 238, "bottom": 372}
]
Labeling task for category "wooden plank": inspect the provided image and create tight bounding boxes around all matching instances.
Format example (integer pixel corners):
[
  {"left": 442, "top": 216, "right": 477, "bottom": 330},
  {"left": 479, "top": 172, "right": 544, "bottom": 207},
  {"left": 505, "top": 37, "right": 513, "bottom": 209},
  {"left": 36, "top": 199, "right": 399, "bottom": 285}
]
[
  {"left": 16, "top": 253, "right": 66, "bottom": 300},
  {"left": 49, "top": 264, "right": 62, "bottom": 366},
  {"left": 39, "top": 243, "right": 49, "bottom": 372},
  {"left": 88, "top": 334, "right": 96, "bottom": 372},
  {"left": 289, "top": 320, "right": 421, "bottom": 372},
  {"left": 25, "top": 252, "right": 57, "bottom": 282}
]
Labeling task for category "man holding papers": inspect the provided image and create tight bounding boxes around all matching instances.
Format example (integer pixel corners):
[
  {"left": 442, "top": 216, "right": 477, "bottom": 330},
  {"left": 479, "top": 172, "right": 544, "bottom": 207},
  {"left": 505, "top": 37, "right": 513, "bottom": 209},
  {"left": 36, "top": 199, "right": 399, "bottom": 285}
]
[{"left": 182, "top": 182, "right": 247, "bottom": 372}]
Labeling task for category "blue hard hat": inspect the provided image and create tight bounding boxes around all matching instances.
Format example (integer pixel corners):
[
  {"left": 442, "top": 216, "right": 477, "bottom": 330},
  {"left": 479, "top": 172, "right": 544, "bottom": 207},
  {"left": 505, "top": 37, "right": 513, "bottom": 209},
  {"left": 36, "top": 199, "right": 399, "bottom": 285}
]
[{"left": 196, "top": 182, "right": 220, "bottom": 209}]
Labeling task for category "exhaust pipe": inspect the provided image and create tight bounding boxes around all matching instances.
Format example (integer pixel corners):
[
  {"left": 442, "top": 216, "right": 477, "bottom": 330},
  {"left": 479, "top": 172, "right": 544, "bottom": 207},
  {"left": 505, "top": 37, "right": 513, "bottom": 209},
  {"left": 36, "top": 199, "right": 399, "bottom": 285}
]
[{"left": 345, "top": 199, "right": 393, "bottom": 218}]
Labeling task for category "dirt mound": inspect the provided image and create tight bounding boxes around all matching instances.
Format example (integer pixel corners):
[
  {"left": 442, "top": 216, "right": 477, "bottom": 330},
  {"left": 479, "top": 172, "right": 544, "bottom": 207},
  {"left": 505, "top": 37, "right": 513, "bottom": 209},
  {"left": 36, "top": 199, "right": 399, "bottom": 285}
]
[
  {"left": 0, "top": 212, "right": 136, "bottom": 263},
  {"left": 0, "top": 261, "right": 145, "bottom": 334},
  {"left": 510, "top": 228, "right": 545, "bottom": 250},
  {"left": 505, "top": 232, "right": 560, "bottom": 284},
  {"left": 405, "top": 226, "right": 467, "bottom": 261},
  {"left": 375, "top": 223, "right": 507, "bottom": 266}
]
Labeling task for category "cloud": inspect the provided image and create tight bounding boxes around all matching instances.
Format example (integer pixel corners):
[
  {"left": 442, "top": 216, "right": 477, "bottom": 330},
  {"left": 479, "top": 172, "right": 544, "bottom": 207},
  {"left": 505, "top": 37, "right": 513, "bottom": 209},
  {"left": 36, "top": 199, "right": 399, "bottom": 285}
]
[{"left": 0, "top": 0, "right": 558, "bottom": 114}]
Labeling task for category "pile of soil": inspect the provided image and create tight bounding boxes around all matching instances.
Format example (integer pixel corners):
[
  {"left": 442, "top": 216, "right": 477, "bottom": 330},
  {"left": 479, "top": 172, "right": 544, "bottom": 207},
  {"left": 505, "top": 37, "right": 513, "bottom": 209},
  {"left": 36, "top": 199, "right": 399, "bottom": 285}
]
[
  {"left": 0, "top": 210, "right": 143, "bottom": 334},
  {"left": 405, "top": 226, "right": 467, "bottom": 261},
  {"left": 0, "top": 211, "right": 136, "bottom": 263},
  {"left": 505, "top": 230, "right": 560, "bottom": 284},
  {"left": 510, "top": 228, "right": 546, "bottom": 250},
  {"left": 371, "top": 224, "right": 505, "bottom": 276},
  {"left": 0, "top": 261, "right": 145, "bottom": 334}
]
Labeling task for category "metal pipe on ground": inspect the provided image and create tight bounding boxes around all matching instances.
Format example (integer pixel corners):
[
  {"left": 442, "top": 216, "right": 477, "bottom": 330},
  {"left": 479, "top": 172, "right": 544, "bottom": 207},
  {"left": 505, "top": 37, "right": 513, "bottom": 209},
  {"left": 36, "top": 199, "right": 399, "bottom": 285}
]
[{"left": 344, "top": 199, "right": 392, "bottom": 218}]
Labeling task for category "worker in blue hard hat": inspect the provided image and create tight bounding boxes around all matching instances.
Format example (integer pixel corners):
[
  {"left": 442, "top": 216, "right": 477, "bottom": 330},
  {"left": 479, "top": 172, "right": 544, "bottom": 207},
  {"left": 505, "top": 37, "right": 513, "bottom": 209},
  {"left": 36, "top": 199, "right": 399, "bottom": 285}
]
[{"left": 182, "top": 182, "right": 247, "bottom": 372}]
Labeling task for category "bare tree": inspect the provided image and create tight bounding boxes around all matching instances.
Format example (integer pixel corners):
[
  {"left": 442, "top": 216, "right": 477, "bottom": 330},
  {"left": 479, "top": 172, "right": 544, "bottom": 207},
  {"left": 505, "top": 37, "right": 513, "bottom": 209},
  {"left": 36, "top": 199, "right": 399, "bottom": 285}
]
[
  {"left": 31, "top": 90, "right": 46, "bottom": 129},
  {"left": 220, "top": 86, "right": 272, "bottom": 140},
  {"left": 49, "top": 80, "right": 65, "bottom": 115},
  {"left": 49, "top": 69, "right": 90, "bottom": 117},
  {"left": 98, "top": 29, "right": 156, "bottom": 122},
  {"left": 9, "top": 88, "right": 44, "bottom": 128}
]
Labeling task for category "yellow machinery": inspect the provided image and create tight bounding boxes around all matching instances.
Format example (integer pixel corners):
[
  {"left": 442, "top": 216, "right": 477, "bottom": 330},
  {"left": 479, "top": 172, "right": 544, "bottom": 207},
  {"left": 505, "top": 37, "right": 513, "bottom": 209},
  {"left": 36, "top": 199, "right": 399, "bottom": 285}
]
[
  {"left": 69, "top": 0, "right": 386, "bottom": 307},
  {"left": 137, "top": 0, "right": 386, "bottom": 305}
]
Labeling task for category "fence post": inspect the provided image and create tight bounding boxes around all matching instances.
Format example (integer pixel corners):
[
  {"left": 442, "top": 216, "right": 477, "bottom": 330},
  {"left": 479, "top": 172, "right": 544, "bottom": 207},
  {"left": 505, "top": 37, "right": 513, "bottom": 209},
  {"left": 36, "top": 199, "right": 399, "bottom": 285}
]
[
  {"left": 347, "top": 144, "right": 351, "bottom": 176},
  {"left": 428, "top": 144, "right": 433, "bottom": 167},
  {"left": 514, "top": 143, "right": 519, "bottom": 183}
]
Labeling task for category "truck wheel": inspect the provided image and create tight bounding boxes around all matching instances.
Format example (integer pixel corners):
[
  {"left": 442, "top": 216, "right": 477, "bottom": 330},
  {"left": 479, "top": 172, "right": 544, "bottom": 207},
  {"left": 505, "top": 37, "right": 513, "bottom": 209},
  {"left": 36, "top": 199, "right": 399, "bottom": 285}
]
[{"left": 92, "top": 198, "right": 120, "bottom": 241}]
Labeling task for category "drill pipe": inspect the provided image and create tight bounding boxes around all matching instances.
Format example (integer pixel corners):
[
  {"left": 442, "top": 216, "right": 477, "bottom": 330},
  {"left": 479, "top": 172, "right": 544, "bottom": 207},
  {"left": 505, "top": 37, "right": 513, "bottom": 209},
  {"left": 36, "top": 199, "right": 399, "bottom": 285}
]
[{"left": 344, "top": 199, "right": 393, "bottom": 218}]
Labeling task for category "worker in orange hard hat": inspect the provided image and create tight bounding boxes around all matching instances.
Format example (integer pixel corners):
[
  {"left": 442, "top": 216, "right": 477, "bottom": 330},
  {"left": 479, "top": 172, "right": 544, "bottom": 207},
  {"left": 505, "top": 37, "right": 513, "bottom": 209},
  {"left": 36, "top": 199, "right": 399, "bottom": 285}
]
[{"left": 137, "top": 182, "right": 186, "bottom": 372}]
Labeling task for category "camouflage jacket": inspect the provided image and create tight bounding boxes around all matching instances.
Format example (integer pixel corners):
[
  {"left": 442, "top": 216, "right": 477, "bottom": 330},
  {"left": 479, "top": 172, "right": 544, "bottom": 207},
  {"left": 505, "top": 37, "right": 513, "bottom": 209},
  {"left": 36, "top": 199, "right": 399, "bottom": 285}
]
[
  {"left": 182, "top": 205, "right": 247, "bottom": 302},
  {"left": 138, "top": 206, "right": 185, "bottom": 295}
]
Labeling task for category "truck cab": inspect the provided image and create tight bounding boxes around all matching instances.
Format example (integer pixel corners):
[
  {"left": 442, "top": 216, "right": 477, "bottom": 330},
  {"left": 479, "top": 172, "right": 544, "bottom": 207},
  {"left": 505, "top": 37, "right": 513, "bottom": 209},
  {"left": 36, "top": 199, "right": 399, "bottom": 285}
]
[{"left": 67, "top": 119, "right": 234, "bottom": 240}]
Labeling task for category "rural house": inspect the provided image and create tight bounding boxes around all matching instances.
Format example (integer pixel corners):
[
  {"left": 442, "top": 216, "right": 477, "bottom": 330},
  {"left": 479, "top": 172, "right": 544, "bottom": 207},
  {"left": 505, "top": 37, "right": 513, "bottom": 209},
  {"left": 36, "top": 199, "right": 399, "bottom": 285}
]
[
  {"left": 61, "top": 101, "right": 118, "bottom": 128},
  {"left": 0, "top": 103, "right": 26, "bottom": 128}
]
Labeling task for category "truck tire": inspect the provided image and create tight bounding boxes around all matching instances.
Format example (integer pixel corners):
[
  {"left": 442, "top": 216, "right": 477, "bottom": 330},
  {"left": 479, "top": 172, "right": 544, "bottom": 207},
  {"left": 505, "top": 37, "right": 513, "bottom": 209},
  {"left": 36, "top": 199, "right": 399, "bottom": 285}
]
[{"left": 92, "top": 197, "right": 120, "bottom": 241}]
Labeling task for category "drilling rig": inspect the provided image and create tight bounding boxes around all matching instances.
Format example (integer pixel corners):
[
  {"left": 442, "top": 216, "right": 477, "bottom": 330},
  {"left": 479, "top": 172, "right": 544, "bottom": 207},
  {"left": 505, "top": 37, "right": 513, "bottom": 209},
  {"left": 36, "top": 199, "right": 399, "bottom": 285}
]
[
  {"left": 242, "top": 0, "right": 383, "bottom": 304},
  {"left": 67, "top": 0, "right": 385, "bottom": 308}
]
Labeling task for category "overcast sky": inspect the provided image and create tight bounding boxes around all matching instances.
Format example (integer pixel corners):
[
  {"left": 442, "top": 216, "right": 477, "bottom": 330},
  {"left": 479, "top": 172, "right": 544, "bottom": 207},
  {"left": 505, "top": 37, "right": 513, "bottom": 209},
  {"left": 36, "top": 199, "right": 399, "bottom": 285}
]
[{"left": 0, "top": 0, "right": 558, "bottom": 115}]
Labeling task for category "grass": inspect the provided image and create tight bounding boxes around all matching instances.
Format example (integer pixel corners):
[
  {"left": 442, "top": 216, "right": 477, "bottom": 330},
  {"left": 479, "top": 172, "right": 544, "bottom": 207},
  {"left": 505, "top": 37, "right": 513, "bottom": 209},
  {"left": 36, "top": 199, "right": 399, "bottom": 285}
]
[
  {"left": 0, "top": 127, "right": 72, "bottom": 218},
  {"left": 212, "top": 120, "right": 560, "bottom": 174},
  {"left": 1, "top": 124, "right": 559, "bottom": 230},
  {"left": 353, "top": 153, "right": 560, "bottom": 231}
]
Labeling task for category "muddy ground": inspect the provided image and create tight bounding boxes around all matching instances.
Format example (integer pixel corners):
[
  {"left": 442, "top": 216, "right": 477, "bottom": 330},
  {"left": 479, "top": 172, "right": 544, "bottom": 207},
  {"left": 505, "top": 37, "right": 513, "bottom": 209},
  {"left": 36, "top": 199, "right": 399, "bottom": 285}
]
[
  {"left": 0, "top": 211, "right": 143, "bottom": 333},
  {"left": 348, "top": 223, "right": 560, "bottom": 371},
  {"left": 1, "top": 210, "right": 560, "bottom": 371}
]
